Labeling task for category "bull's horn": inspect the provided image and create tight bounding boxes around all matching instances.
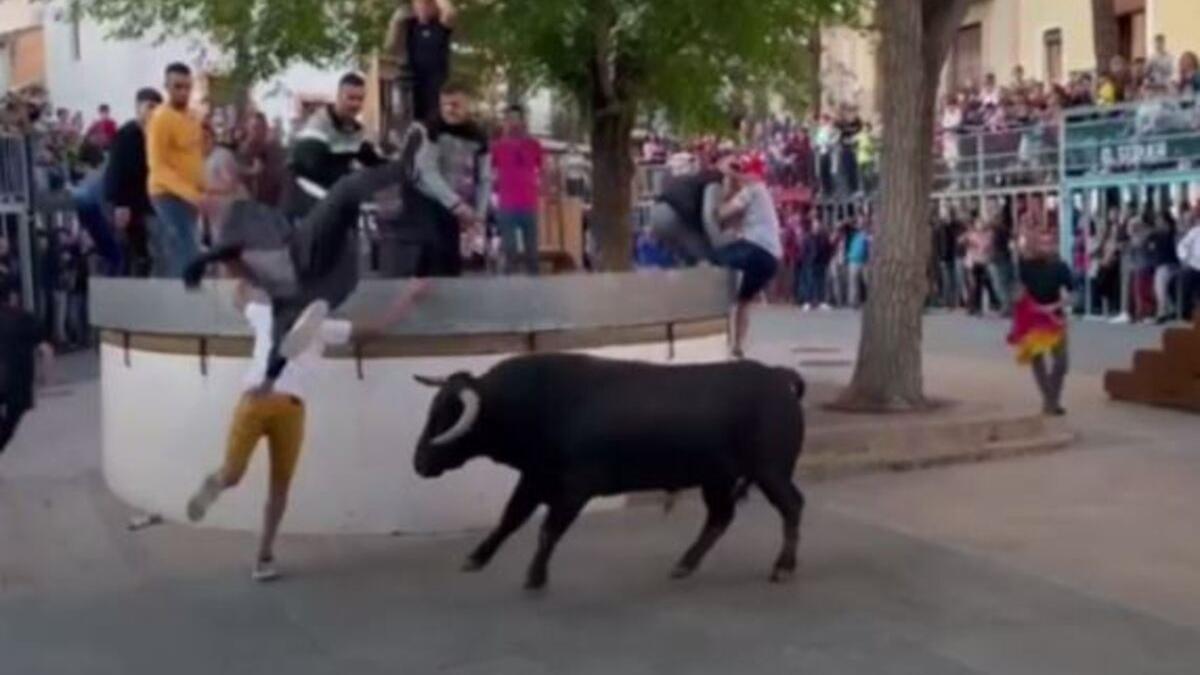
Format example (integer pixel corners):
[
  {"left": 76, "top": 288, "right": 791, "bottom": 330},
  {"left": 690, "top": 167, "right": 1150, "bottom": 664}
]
[
  {"left": 431, "top": 389, "right": 481, "bottom": 446},
  {"left": 414, "top": 375, "right": 448, "bottom": 388}
]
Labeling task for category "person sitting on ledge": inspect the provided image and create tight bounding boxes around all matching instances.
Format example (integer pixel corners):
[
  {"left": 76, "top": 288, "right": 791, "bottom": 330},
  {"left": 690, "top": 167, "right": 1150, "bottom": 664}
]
[{"left": 186, "top": 278, "right": 427, "bottom": 582}]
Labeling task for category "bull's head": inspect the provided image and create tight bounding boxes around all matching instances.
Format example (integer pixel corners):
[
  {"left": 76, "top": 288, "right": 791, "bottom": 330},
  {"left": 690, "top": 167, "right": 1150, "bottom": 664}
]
[{"left": 412, "top": 372, "right": 483, "bottom": 478}]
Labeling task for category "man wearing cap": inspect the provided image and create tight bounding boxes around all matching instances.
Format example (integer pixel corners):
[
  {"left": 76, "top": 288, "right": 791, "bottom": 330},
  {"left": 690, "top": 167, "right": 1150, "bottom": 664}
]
[{"left": 713, "top": 153, "right": 782, "bottom": 359}]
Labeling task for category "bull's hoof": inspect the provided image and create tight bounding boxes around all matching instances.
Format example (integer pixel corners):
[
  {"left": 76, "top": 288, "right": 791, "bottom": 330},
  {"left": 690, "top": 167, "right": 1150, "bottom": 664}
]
[
  {"left": 524, "top": 572, "right": 548, "bottom": 591},
  {"left": 462, "top": 557, "right": 486, "bottom": 573},
  {"left": 769, "top": 567, "right": 796, "bottom": 584},
  {"left": 670, "top": 565, "right": 696, "bottom": 580}
]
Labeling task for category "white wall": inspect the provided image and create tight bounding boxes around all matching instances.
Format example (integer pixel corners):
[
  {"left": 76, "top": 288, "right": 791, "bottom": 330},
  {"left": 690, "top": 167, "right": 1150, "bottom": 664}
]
[
  {"left": 0, "top": 0, "right": 40, "bottom": 32},
  {"left": 40, "top": 9, "right": 349, "bottom": 128},
  {"left": 101, "top": 336, "right": 728, "bottom": 535}
]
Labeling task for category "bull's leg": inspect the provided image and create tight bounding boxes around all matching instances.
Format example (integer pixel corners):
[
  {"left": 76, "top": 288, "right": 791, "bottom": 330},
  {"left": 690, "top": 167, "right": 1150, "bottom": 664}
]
[
  {"left": 464, "top": 477, "right": 541, "bottom": 572},
  {"left": 756, "top": 476, "right": 806, "bottom": 583},
  {"left": 670, "top": 482, "right": 737, "bottom": 580},
  {"left": 524, "top": 496, "right": 587, "bottom": 591}
]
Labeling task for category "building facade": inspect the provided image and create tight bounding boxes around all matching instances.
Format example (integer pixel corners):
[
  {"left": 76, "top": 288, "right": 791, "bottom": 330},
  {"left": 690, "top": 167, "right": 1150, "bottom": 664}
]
[{"left": 820, "top": 0, "right": 1200, "bottom": 121}]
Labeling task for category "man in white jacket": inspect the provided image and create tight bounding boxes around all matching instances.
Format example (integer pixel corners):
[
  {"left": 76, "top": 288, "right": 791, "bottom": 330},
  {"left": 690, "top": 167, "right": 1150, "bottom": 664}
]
[{"left": 1177, "top": 214, "right": 1200, "bottom": 322}]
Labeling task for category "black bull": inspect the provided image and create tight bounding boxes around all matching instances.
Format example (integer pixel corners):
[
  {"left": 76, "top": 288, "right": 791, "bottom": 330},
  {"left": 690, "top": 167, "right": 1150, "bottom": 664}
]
[{"left": 413, "top": 353, "right": 807, "bottom": 590}]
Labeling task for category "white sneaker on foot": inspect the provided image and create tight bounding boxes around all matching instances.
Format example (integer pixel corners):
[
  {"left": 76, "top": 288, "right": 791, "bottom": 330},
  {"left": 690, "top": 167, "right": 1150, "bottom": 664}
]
[
  {"left": 1109, "top": 313, "right": 1131, "bottom": 325},
  {"left": 252, "top": 558, "right": 282, "bottom": 583},
  {"left": 186, "top": 474, "right": 222, "bottom": 523},
  {"left": 819, "top": 303, "right": 833, "bottom": 311},
  {"left": 279, "top": 300, "right": 330, "bottom": 359}
]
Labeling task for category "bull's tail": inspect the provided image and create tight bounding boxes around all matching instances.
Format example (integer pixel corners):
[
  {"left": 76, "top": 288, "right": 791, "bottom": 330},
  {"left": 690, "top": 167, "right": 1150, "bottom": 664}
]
[{"left": 733, "top": 478, "right": 753, "bottom": 503}]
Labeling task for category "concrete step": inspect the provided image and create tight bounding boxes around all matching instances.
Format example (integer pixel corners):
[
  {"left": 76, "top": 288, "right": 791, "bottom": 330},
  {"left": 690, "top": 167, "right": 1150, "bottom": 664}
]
[
  {"left": 798, "top": 429, "right": 1076, "bottom": 481},
  {"left": 805, "top": 412, "right": 1047, "bottom": 458},
  {"left": 1161, "top": 329, "right": 1200, "bottom": 373},
  {"left": 1130, "top": 351, "right": 1198, "bottom": 394}
]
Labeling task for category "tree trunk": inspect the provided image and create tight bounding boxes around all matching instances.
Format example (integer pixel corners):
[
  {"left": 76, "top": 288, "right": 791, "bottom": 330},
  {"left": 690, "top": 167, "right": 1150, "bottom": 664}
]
[
  {"left": 590, "top": 104, "right": 637, "bottom": 271},
  {"left": 838, "top": 0, "right": 971, "bottom": 412},
  {"left": 808, "top": 23, "right": 823, "bottom": 116},
  {"left": 1091, "top": 0, "right": 1120, "bottom": 74}
]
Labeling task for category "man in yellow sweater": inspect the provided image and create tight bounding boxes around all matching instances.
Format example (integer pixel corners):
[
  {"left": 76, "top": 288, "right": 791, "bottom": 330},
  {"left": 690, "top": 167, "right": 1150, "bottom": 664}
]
[{"left": 147, "top": 62, "right": 206, "bottom": 278}]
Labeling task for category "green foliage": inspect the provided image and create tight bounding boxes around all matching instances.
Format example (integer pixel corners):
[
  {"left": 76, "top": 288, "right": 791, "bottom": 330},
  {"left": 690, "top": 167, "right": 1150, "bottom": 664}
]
[
  {"left": 71, "top": 0, "right": 397, "bottom": 84},
  {"left": 70, "top": 0, "right": 861, "bottom": 132},
  {"left": 460, "top": 0, "right": 862, "bottom": 133}
]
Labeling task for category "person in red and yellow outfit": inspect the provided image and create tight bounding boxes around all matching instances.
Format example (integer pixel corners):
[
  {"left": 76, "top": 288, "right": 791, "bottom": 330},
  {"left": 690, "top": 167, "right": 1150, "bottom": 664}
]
[{"left": 1008, "top": 233, "right": 1072, "bottom": 416}]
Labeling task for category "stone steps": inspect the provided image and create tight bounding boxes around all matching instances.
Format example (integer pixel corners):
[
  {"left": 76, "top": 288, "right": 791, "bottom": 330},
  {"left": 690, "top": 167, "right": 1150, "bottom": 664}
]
[{"left": 1105, "top": 317, "right": 1200, "bottom": 414}]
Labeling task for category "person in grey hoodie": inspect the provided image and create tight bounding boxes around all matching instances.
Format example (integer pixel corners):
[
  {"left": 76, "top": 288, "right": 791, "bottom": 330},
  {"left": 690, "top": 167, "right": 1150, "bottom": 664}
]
[{"left": 377, "top": 80, "right": 492, "bottom": 278}]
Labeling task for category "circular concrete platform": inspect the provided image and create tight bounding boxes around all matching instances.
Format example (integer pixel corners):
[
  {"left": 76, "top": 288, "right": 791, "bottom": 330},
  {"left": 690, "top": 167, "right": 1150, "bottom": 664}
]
[{"left": 89, "top": 271, "right": 733, "bottom": 535}]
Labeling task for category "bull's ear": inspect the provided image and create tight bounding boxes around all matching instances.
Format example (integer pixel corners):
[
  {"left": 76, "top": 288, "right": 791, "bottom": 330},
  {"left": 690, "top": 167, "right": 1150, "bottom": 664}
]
[{"left": 414, "top": 375, "right": 448, "bottom": 388}]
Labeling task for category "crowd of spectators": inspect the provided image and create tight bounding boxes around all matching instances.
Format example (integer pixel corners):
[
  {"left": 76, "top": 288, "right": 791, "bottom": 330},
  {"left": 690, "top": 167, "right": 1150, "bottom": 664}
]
[{"left": 938, "top": 38, "right": 1200, "bottom": 186}]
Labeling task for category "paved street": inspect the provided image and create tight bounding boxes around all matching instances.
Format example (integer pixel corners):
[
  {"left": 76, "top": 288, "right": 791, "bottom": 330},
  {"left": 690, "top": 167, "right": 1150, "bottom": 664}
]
[{"left": 3, "top": 310, "right": 1200, "bottom": 674}]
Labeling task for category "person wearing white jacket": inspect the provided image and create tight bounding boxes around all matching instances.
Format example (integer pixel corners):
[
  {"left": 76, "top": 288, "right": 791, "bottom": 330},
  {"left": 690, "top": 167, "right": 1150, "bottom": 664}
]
[{"left": 1177, "top": 217, "right": 1200, "bottom": 322}]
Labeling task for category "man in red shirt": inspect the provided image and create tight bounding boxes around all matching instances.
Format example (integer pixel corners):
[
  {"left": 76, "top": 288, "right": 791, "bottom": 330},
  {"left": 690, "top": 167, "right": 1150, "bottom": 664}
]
[
  {"left": 491, "top": 104, "right": 544, "bottom": 275},
  {"left": 86, "top": 104, "right": 119, "bottom": 149}
]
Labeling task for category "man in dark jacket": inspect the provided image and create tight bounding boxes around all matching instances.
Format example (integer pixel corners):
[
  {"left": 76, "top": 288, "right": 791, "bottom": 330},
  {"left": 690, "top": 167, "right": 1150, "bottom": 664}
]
[
  {"left": 283, "top": 73, "right": 384, "bottom": 222},
  {"left": 1, "top": 280, "right": 54, "bottom": 457},
  {"left": 104, "top": 88, "right": 163, "bottom": 277},
  {"left": 649, "top": 158, "right": 731, "bottom": 265}
]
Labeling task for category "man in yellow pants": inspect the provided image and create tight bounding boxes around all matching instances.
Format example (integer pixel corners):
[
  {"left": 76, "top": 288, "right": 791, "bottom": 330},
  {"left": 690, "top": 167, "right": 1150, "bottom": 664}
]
[{"left": 186, "top": 279, "right": 427, "bottom": 581}]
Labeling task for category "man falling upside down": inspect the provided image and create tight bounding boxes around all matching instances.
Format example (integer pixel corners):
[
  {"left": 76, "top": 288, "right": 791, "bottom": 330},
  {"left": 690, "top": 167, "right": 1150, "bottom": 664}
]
[{"left": 184, "top": 151, "right": 421, "bottom": 390}]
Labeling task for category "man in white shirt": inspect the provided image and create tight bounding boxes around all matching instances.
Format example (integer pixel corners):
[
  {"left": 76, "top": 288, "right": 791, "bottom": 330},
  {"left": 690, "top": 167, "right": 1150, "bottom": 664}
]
[
  {"left": 1147, "top": 34, "right": 1175, "bottom": 90},
  {"left": 186, "top": 279, "right": 427, "bottom": 581},
  {"left": 1177, "top": 216, "right": 1200, "bottom": 322},
  {"left": 713, "top": 154, "right": 782, "bottom": 359}
]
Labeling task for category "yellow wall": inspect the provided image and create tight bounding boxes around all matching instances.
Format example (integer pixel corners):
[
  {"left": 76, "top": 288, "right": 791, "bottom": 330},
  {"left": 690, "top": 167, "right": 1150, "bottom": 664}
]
[
  {"left": 1014, "top": 0, "right": 1095, "bottom": 83},
  {"left": 820, "top": 0, "right": 1200, "bottom": 122},
  {"left": 820, "top": 25, "right": 879, "bottom": 118},
  {"left": 962, "top": 0, "right": 1021, "bottom": 82},
  {"left": 1150, "top": 0, "right": 1200, "bottom": 59}
]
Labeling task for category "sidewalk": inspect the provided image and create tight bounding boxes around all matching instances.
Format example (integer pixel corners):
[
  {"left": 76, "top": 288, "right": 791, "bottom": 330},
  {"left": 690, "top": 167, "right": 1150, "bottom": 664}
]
[{"left": 3, "top": 311, "right": 1200, "bottom": 673}]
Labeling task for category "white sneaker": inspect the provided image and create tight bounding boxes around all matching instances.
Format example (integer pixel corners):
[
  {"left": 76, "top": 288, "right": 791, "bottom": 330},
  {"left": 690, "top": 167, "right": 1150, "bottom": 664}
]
[
  {"left": 186, "top": 474, "right": 223, "bottom": 523},
  {"left": 819, "top": 303, "right": 832, "bottom": 311},
  {"left": 1109, "top": 313, "right": 1131, "bottom": 325},
  {"left": 802, "top": 304, "right": 813, "bottom": 312},
  {"left": 279, "top": 300, "right": 330, "bottom": 358},
  {"left": 252, "top": 558, "right": 282, "bottom": 583}
]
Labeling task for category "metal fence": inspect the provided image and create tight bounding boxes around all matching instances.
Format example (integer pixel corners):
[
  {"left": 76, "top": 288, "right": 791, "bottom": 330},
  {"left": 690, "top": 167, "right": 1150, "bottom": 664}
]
[{"left": 1060, "top": 98, "right": 1200, "bottom": 322}]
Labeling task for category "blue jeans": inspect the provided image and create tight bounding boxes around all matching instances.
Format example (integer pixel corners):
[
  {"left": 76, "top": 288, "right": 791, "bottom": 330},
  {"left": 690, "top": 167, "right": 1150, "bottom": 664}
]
[
  {"left": 799, "top": 261, "right": 828, "bottom": 305},
  {"left": 714, "top": 241, "right": 778, "bottom": 301},
  {"left": 151, "top": 195, "right": 200, "bottom": 278},
  {"left": 497, "top": 210, "right": 539, "bottom": 275},
  {"left": 73, "top": 177, "right": 124, "bottom": 276}
]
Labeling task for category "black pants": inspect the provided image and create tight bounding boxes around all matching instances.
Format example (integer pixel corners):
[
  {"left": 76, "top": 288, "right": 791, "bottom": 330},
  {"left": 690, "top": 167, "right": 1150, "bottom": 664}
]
[
  {"left": 377, "top": 194, "right": 462, "bottom": 278},
  {"left": 267, "top": 161, "right": 410, "bottom": 379},
  {"left": 0, "top": 401, "right": 29, "bottom": 455},
  {"left": 1031, "top": 338, "right": 1069, "bottom": 412},
  {"left": 412, "top": 73, "right": 446, "bottom": 125},
  {"left": 969, "top": 263, "right": 999, "bottom": 314}
]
